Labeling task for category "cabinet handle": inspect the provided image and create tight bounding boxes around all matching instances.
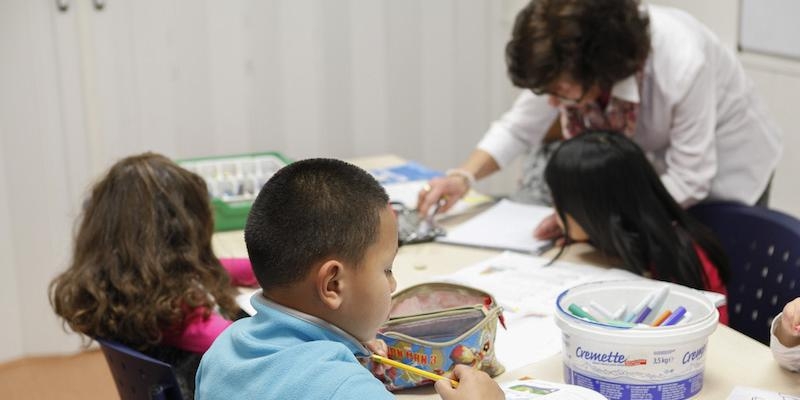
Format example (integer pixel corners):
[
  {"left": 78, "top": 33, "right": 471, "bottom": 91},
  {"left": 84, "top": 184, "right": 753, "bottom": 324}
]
[
  {"left": 55, "top": 0, "right": 69, "bottom": 12},
  {"left": 93, "top": 0, "right": 106, "bottom": 11}
]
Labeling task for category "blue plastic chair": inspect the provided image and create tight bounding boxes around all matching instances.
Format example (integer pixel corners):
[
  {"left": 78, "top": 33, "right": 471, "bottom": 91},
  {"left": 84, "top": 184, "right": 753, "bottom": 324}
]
[
  {"left": 96, "top": 339, "right": 183, "bottom": 400},
  {"left": 689, "top": 201, "right": 800, "bottom": 345}
]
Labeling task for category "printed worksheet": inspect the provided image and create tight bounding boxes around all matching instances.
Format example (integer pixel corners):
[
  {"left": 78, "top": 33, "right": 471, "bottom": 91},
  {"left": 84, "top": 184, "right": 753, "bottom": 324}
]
[
  {"left": 502, "top": 378, "right": 606, "bottom": 399},
  {"left": 433, "top": 251, "right": 639, "bottom": 370},
  {"left": 435, "top": 251, "right": 638, "bottom": 319},
  {"left": 726, "top": 386, "right": 800, "bottom": 400}
]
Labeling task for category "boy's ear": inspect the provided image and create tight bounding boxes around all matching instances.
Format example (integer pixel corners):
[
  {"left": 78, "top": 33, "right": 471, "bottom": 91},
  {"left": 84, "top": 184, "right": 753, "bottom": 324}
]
[{"left": 316, "top": 260, "right": 345, "bottom": 310}]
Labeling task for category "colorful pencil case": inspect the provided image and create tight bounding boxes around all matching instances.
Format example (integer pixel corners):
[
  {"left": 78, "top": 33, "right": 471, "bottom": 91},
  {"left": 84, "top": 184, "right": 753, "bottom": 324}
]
[{"left": 372, "top": 282, "right": 506, "bottom": 390}]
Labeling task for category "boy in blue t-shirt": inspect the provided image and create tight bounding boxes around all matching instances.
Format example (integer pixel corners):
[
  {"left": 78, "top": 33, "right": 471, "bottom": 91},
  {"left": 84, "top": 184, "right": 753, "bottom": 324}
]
[{"left": 195, "top": 158, "right": 503, "bottom": 400}]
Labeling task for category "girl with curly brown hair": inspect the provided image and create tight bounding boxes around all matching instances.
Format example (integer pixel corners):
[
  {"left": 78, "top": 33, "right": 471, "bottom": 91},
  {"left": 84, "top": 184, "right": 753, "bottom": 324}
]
[{"left": 49, "top": 152, "right": 257, "bottom": 398}]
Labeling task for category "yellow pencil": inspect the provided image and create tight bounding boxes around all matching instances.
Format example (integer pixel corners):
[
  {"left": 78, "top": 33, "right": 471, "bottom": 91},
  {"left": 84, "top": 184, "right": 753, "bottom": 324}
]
[{"left": 370, "top": 354, "right": 459, "bottom": 387}]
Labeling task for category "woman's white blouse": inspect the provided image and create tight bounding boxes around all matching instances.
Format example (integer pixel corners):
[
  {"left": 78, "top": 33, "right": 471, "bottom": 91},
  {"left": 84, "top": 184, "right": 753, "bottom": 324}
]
[{"left": 477, "top": 5, "right": 782, "bottom": 206}]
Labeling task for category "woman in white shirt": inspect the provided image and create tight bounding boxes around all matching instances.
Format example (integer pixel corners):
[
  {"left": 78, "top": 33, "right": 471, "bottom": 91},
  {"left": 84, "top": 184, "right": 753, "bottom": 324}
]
[
  {"left": 772, "top": 298, "right": 800, "bottom": 372},
  {"left": 418, "top": 0, "right": 782, "bottom": 240}
]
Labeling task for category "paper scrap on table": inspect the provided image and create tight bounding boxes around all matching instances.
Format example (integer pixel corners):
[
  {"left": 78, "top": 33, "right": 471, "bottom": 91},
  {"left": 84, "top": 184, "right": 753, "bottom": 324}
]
[
  {"left": 726, "top": 386, "right": 800, "bottom": 400},
  {"left": 435, "top": 251, "right": 639, "bottom": 320},
  {"left": 502, "top": 377, "right": 606, "bottom": 399}
]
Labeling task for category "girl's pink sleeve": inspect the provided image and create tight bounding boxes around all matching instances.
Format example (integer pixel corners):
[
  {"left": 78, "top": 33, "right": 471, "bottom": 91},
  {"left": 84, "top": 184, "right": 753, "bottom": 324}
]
[
  {"left": 162, "top": 308, "right": 232, "bottom": 353},
  {"left": 219, "top": 257, "right": 258, "bottom": 287}
]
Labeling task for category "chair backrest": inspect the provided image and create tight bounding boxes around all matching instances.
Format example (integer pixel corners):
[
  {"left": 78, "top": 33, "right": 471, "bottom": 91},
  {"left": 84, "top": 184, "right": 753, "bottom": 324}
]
[
  {"left": 689, "top": 201, "right": 800, "bottom": 345},
  {"left": 96, "top": 339, "right": 183, "bottom": 400}
]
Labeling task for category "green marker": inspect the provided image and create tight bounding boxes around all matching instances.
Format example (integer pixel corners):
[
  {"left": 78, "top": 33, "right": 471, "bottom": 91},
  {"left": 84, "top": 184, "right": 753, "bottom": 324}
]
[{"left": 568, "top": 303, "right": 598, "bottom": 322}]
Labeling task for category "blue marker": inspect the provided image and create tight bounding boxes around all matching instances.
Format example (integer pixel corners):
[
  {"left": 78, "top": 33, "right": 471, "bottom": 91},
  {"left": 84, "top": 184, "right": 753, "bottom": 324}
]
[
  {"left": 662, "top": 306, "right": 687, "bottom": 326},
  {"left": 677, "top": 312, "right": 692, "bottom": 325},
  {"left": 627, "top": 293, "right": 654, "bottom": 323},
  {"left": 634, "top": 286, "right": 669, "bottom": 324}
]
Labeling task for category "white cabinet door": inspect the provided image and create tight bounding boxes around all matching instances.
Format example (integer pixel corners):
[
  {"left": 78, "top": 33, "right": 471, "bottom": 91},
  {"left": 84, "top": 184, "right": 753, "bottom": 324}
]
[{"left": 0, "top": 0, "right": 88, "bottom": 358}]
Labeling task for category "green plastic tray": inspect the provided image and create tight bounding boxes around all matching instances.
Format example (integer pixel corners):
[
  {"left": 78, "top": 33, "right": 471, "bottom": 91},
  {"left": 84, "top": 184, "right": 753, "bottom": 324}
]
[{"left": 178, "top": 151, "right": 292, "bottom": 231}]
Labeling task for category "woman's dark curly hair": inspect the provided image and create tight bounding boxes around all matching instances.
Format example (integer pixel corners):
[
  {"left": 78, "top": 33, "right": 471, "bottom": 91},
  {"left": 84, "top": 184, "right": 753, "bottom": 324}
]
[
  {"left": 506, "top": 0, "right": 650, "bottom": 93},
  {"left": 50, "top": 152, "right": 239, "bottom": 351}
]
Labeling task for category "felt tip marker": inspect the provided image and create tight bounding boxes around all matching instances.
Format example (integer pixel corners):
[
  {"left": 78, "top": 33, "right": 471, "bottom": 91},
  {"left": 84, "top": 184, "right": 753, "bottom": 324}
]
[
  {"left": 627, "top": 293, "right": 655, "bottom": 323},
  {"left": 588, "top": 301, "right": 614, "bottom": 321},
  {"left": 612, "top": 305, "right": 628, "bottom": 321},
  {"left": 662, "top": 306, "right": 687, "bottom": 326},
  {"left": 634, "top": 286, "right": 670, "bottom": 324},
  {"left": 651, "top": 310, "right": 673, "bottom": 327},
  {"left": 676, "top": 311, "right": 692, "bottom": 326},
  {"left": 568, "top": 303, "right": 598, "bottom": 322}
]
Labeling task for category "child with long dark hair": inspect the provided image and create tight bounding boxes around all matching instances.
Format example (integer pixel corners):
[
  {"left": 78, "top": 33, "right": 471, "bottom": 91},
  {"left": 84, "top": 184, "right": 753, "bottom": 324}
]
[
  {"left": 49, "top": 152, "right": 257, "bottom": 398},
  {"left": 545, "top": 131, "right": 729, "bottom": 323}
]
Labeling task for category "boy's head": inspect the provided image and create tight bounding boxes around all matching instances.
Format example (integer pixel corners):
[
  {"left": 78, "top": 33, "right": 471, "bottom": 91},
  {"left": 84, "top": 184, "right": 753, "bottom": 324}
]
[{"left": 245, "top": 158, "right": 398, "bottom": 341}]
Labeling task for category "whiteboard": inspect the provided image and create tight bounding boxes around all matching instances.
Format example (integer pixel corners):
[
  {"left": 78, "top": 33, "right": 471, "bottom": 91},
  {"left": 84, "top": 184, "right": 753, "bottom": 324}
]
[{"left": 739, "top": 0, "right": 800, "bottom": 60}]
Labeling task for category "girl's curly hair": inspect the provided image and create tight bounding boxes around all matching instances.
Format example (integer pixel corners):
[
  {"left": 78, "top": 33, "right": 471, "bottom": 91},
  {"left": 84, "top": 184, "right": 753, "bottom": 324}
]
[{"left": 50, "top": 152, "right": 238, "bottom": 350}]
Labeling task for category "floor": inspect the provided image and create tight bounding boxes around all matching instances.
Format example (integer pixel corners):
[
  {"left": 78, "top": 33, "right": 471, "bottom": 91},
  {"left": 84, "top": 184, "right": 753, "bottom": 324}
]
[{"left": 0, "top": 349, "right": 117, "bottom": 399}]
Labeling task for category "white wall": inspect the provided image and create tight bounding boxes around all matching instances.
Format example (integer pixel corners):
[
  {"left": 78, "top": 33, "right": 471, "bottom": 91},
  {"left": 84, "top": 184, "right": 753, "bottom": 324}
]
[
  {"left": 1, "top": 0, "right": 797, "bottom": 362},
  {"left": 0, "top": 0, "right": 519, "bottom": 361},
  {"left": 648, "top": 0, "right": 800, "bottom": 218}
]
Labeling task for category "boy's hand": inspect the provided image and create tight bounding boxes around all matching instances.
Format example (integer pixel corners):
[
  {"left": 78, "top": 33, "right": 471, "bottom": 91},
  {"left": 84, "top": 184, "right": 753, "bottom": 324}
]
[
  {"left": 434, "top": 365, "right": 504, "bottom": 400},
  {"left": 364, "top": 339, "right": 388, "bottom": 377},
  {"left": 776, "top": 297, "right": 800, "bottom": 348}
]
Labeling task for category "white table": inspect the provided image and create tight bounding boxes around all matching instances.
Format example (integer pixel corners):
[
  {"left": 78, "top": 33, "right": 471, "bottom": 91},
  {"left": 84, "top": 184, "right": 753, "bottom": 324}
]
[{"left": 212, "top": 154, "right": 800, "bottom": 398}]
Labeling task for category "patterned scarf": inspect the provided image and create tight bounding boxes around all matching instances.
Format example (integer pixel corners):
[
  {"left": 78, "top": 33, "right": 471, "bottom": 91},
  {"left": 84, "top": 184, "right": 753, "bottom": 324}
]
[{"left": 559, "top": 72, "right": 643, "bottom": 139}]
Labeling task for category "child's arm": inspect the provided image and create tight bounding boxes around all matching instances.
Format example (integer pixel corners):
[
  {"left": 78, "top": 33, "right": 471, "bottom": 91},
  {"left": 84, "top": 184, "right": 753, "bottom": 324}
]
[
  {"left": 771, "top": 297, "right": 800, "bottom": 372},
  {"left": 162, "top": 307, "right": 232, "bottom": 353},
  {"left": 434, "top": 365, "right": 504, "bottom": 400},
  {"left": 774, "top": 298, "right": 800, "bottom": 348},
  {"left": 219, "top": 258, "right": 258, "bottom": 287}
]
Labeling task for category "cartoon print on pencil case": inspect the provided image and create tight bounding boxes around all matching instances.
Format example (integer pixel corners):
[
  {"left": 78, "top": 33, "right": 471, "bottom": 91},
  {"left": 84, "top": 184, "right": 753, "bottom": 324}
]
[
  {"left": 446, "top": 326, "right": 499, "bottom": 375},
  {"left": 378, "top": 344, "right": 445, "bottom": 390}
]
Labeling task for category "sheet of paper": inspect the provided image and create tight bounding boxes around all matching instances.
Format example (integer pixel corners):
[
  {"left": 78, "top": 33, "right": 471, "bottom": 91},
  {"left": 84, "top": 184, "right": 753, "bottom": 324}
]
[
  {"left": 727, "top": 386, "right": 800, "bottom": 400},
  {"left": 502, "top": 378, "right": 606, "bottom": 399},
  {"left": 432, "top": 252, "right": 640, "bottom": 370},
  {"left": 435, "top": 199, "right": 553, "bottom": 253},
  {"left": 434, "top": 251, "right": 639, "bottom": 319},
  {"left": 494, "top": 315, "right": 563, "bottom": 371}
]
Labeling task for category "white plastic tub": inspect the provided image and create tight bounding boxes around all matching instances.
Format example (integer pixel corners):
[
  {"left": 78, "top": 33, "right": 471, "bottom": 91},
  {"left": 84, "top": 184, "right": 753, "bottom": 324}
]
[{"left": 554, "top": 280, "right": 719, "bottom": 400}]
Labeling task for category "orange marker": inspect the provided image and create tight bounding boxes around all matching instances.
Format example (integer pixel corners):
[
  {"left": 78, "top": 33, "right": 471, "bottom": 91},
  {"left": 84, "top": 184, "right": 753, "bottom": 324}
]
[{"left": 652, "top": 310, "right": 673, "bottom": 327}]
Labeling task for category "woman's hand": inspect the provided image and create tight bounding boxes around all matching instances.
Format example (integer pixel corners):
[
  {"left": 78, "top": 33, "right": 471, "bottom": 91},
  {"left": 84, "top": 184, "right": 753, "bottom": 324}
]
[
  {"left": 775, "top": 298, "right": 800, "bottom": 348},
  {"left": 416, "top": 175, "right": 470, "bottom": 217},
  {"left": 434, "top": 365, "right": 504, "bottom": 400},
  {"left": 534, "top": 212, "right": 563, "bottom": 240}
]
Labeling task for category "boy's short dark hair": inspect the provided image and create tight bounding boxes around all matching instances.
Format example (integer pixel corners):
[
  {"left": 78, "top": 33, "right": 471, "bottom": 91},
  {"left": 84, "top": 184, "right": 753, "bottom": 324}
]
[
  {"left": 245, "top": 158, "right": 389, "bottom": 289},
  {"left": 506, "top": 0, "right": 650, "bottom": 93}
]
